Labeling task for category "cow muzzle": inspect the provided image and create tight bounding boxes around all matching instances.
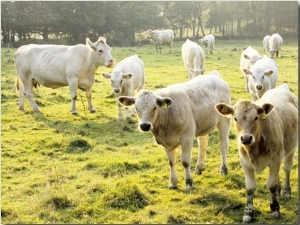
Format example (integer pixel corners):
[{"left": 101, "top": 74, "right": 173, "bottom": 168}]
[
  {"left": 107, "top": 59, "right": 115, "bottom": 68},
  {"left": 240, "top": 134, "right": 254, "bottom": 145},
  {"left": 140, "top": 123, "right": 151, "bottom": 131},
  {"left": 114, "top": 88, "right": 120, "bottom": 94},
  {"left": 256, "top": 85, "right": 262, "bottom": 90}
]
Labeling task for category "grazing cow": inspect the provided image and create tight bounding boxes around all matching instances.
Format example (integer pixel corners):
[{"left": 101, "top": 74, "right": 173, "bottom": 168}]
[
  {"left": 181, "top": 39, "right": 205, "bottom": 80},
  {"left": 215, "top": 83, "right": 298, "bottom": 223},
  {"left": 199, "top": 34, "right": 215, "bottom": 54},
  {"left": 146, "top": 29, "right": 174, "bottom": 54},
  {"left": 118, "top": 71, "right": 231, "bottom": 191},
  {"left": 243, "top": 56, "right": 278, "bottom": 101},
  {"left": 268, "top": 33, "right": 283, "bottom": 59},
  {"left": 240, "top": 46, "right": 262, "bottom": 92},
  {"left": 102, "top": 54, "right": 145, "bottom": 119},
  {"left": 14, "top": 37, "right": 115, "bottom": 114},
  {"left": 262, "top": 35, "right": 270, "bottom": 52}
]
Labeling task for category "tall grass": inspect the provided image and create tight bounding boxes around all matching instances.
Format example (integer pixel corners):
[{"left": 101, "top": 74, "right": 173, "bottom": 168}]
[{"left": 1, "top": 37, "right": 298, "bottom": 224}]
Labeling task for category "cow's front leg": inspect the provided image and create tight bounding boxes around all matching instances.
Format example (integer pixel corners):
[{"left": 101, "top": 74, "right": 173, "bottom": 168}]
[
  {"left": 240, "top": 155, "right": 256, "bottom": 223},
  {"left": 180, "top": 137, "right": 194, "bottom": 191},
  {"left": 267, "top": 161, "right": 281, "bottom": 219},
  {"left": 195, "top": 135, "right": 208, "bottom": 175},
  {"left": 86, "top": 89, "right": 96, "bottom": 113},
  {"left": 218, "top": 119, "right": 230, "bottom": 175},
  {"left": 165, "top": 149, "right": 178, "bottom": 189}
]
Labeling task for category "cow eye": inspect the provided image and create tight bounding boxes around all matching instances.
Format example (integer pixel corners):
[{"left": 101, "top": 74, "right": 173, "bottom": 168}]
[
  {"left": 254, "top": 116, "right": 258, "bottom": 121},
  {"left": 252, "top": 76, "right": 255, "bottom": 79},
  {"left": 234, "top": 117, "right": 237, "bottom": 122},
  {"left": 99, "top": 50, "right": 103, "bottom": 53},
  {"left": 153, "top": 106, "right": 157, "bottom": 112}
]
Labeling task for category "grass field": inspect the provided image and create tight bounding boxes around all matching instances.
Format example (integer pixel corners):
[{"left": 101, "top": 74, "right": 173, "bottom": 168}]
[{"left": 1, "top": 37, "right": 298, "bottom": 224}]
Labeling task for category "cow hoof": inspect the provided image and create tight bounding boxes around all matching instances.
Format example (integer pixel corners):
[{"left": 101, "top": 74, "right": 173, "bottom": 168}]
[
  {"left": 72, "top": 112, "right": 79, "bottom": 115},
  {"left": 194, "top": 167, "right": 203, "bottom": 175},
  {"left": 169, "top": 185, "right": 178, "bottom": 190},
  {"left": 242, "top": 215, "right": 252, "bottom": 223},
  {"left": 271, "top": 211, "right": 280, "bottom": 219},
  {"left": 220, "top": 165, "right": 228, "bottom": 175},
  {"left": 186, "top": 184, "right": 193, "bottom": 192},
  {"left": 90, "top": 109, "right": 97, "bottom": 113}
]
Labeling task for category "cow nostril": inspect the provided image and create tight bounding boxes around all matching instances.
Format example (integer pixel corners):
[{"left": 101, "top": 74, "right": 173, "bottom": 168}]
[
  {"left": 256, "top": 85, "right": 262, "bottom": 90},
  {"left": 114, "top": 89, "right": 120, "bottom": 93},
  {"left": 140, "top": 123, "right": 151, "bottom": 131}
]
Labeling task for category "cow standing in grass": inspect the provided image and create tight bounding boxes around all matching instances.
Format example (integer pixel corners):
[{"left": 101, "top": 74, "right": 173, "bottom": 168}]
[
  {"left": 268, "top": 33, "right": 283, "bottom": 59},
  {"left": 215, "top": 83, "right": 298, "bottom": 223},
  {"left": 14, "top": 37, "right": 115, "bottom": 114},
  {"left": 240, "top": 46, "right": 262, "bottom": 92},
  {"left": 182, "top": 39, "right": 205, "bottom": 80},
  {"left": 102, "top": 54, "right": 145, "bottom": 119},
  {"left": 146, "top": 29, "right": 174, "bottom": 54},
  {"left": 199, "top": 34, "right": 215, "bottom": 54},
  {"left": 118, "top": 71, "right": 231, "bottom": 191},
  {"left": 243, "top": 56, "right": 278, "bottom": 101}
]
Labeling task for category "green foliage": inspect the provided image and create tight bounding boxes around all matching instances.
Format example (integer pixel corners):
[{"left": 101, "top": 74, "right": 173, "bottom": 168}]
[{"left": 1, "top": 38, "right": 298, "bottom": 224}]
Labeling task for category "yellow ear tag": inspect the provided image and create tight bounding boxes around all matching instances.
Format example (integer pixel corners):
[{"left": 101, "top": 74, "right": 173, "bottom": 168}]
[
  {"left": 161, "top": 102, "right": 168, "bottom": 109},
  {"left": 260, "top": 112, "right": 267, "bottom": 120}
]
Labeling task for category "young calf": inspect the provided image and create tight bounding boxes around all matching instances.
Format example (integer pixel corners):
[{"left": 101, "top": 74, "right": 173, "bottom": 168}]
[
  {"left": 215, "top": 83, "right": 298, "bottom": 223},
  {"left": 102, "top": 54, "right": 145, "bottom": 118},
  {"left": 243, "top": 56, "right": 278, "bottom": 101},
  {"left": 119, "top": 71, "right": 231, "bottom": 191}
]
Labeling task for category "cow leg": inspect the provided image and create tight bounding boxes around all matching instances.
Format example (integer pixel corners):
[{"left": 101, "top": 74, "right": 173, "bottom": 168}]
[
  {"left": 283, "top": 150, "right": 295, "bottom": 200},
  {"left": 276, "top": 51, "right": 279, "bottom": 57},
  {"left": 23, "top": 80, "right": 41, "bottom": 113},
  {"left": 165, "top": 149, "right": 178, "bottom": 189},
  {"left": 245, "top": 75, "right": 250, "bottom": 92},
  {"left": 180, "top": 136, "right": 194, "bottom": 191},
  {"left": 195, "top": 135, "right": 208, "bottom": 175},
  {"left": 68, "top": 80, "right": 78, "bottom": 114},
  {"left": 240, "top": 156, "right": 256, "bottom": 223},
  {"left": 117, "top": 102, "right": 123, "bottom": 118},
  {"left": 85, "top": 89, "right": 96, "bottom": 113},
  {"left": 217, "top": 118, "right": 230, "bottom": 175},
  {"left": 267, "top": 161, "right": 281, "bottom": 219}
]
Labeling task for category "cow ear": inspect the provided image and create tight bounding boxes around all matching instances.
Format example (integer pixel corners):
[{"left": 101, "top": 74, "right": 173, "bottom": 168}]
[
  {"left": 97, "top": 37, "right": 107, "bottom": 44},
  {"left": 264, "top": 70, "right": 274, "bottom": 77},
  {"left": 118, "top": 96, "right": 135, "bottom": 106},
  {"left": 243, "top": 54, "right": 250, "bottom": 60},
  {"left": 215, "top": 103, "right": 234, "bottom": 117},
  {"left": 243, "top": 69, "right": 252, "bottom": 75},
  {"left": 122, "top": 73, "right": 133, "bottom": 80},
  {"left": 102, "top": 72, "right": 111, "bottom": 79},
  {"left": 157, "top": 97, "right": 173, "bottom": 109},
  {"left": 258, "top": 103, "right": 274, "bottom": 119},
  {"left": 86, "top": 38, "right": 96, "bottom": 50}
]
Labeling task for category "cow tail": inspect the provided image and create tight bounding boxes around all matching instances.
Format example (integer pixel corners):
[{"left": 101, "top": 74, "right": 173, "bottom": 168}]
[{"left": 15, "top": 73, "right": 20, "bottom": 92}]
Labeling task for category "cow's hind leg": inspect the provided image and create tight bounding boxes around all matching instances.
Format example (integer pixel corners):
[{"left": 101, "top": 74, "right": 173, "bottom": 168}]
[
  {"left": 180, "top": 136, "right": 195, "bottom": 191},
  {"left": 283, "top": 149, "right": 296, "bottom": 200},
  {"left": 195, "top": 135, "right": 208, "bottom": 175},
  {"left": 267, "top": 160, "right": 281, "bottom": 219},
  {"left": 23, "top": 79, "right": 41, "bottom": 113},
  {"left": 68, "top": 80, "right": 79, "bottom": 114},
  {"left": 18, "top": 84, "right": 25, "bottom": 111}
]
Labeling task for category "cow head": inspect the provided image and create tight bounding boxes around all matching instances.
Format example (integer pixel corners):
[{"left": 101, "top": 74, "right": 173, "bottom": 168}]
[
  {"left": 86, "top": 37, "right": 115, "bottom": 68},
  {"left": 118, "top": 89, "right": 173, "bottom": 131},
  {"left": 243, "top": 68, "right": 275, "bottom": 91},
  {"left": 215, "top": 101, "right": 274, "bottom": 146},
  {"left": 189, "top": 68, "right": 205, "bottom": 77},
  {"left": 102, "top": 71, "right": 133, "bottom": 95}
]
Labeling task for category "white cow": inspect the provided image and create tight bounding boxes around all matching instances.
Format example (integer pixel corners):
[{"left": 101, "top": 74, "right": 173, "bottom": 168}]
[
  {"left": 118, "top": 71, "right": 231, "bottom": 191},
  {"left": 14, "top": 37, "right": 115, "bottom": 114},
  {"left": 263, "top": 35, "right": 270, "bottom": 52},
  {"left": 181, "top": 39, "right": 205, "bottom": 80},
  {"left": 215, "top": 83, "right": 298, "bottom": 223},
  {"left": 146, "top": 29, "right": 174, "bottom": 54},
  {"left": 240, "top": 46, "right": 262, "bottom": 92},
  {"left": 243, "top": 56, "right": 278, "bottom": 101},
  {"left": 268, "top": 33, "right": 283, "bottom": 59},
  {"left": 102, "top": 54, "right": 145, "bottom": 119},
  {"left": 199, "top": 34, "right": 215, "bottom": 54}
]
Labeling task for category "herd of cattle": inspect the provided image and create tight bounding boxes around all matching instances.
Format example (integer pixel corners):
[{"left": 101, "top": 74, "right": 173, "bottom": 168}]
[{"left": 13, "top": 31, "right": 297, "bottom": 223}]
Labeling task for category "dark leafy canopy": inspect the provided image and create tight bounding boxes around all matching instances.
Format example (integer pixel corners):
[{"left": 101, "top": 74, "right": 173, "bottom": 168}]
[{"left": 1, "top": 1, "right": 297, "bottom": 46}]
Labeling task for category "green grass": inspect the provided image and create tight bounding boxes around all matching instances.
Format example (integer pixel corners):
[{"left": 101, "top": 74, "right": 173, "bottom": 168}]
[{"left": 1, "top": 38, "right": 298, "bottom": 224}]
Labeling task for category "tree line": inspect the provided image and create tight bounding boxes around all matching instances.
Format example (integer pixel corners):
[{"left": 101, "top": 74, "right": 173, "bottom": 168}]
[{"left": 1, "top": 1, "right": 298, "bottom": 47}]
